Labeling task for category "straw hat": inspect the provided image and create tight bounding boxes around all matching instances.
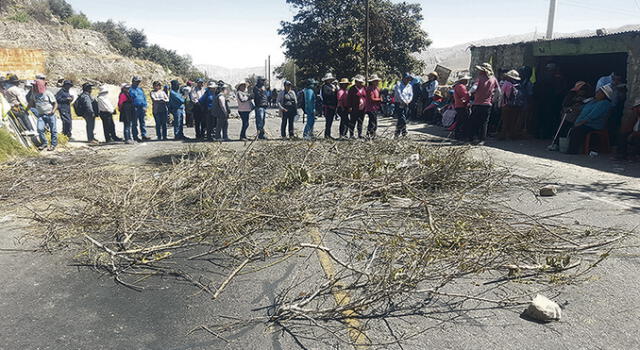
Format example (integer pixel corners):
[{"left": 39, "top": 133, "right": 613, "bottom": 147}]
[
  {"left": 599, "top": 84, "right": 614, "bottom": 100},
  {"left": 428, "top": 71, "right": 439, "bottom": 79},
  {"left": 434, "top": 90, "right": 443, "bottom": 98},
  {"left": 368, "top": 74, "right": 381, "bottom": 82},
  {"left": 99, "top": 86, "right": 109, "bottom": 94},
  {"left": 338, "top": 78, "right": 350, "bottom": 85},
  {"left": 475, "top": 63, "right": 494, "bottom": 75},
  {"left": 208, "top": 81, "right": 217, "bottom": 88},
  {"left": 458, "top": 74, "right": 472, "bottom": 82},
  {"left": 322, "top": 73, "right": 336, "bottom": 82},
  {"left": 235, "top": 81, "right": 248, "bottom": 90},
  {"left": 504, "top": 70, "right": 521, "bottom": 81},
  {"left": 353, "top": 75, "right": 366, "bottom": 83}
]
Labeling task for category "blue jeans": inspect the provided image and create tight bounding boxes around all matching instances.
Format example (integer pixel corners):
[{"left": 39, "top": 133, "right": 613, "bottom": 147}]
[
  {"left": 255, "top": 107, "right": 266, "bottom": 138},
  {"left": 153, "top": 108, "right": 168, "bottom": 140},
  {"left": 303, "top": 112, "right": 315, "bottom": 138},
  {"left": 172, "top": 107, "right": 185, "bottom": 139},
  {"left": 394, "top": 104, "right": 409, "bottom": 137},
  {"left": 132, "top": 106, "right": 147, "bottom": 139},
  {"left": 123, "top": 119, "right": 132, "bottom": 141},
  {"left": 239, "top": 111, "right": 250, "bottom": 139},
  {"left": 37, "top": 113, "right": 57, "bottom": 147}
]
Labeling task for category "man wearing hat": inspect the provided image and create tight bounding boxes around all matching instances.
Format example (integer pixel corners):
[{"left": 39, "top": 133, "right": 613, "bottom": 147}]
[
  {"left": 96, "top": 86, "right": 121, "bottom": 142},
  {"left": 189, "top": 78, "right": 207, "bottom": 139},
  {"left": 467, "top": 62, "right": 500, "bottom": 143},
  {"left": 253, "top": 76, "right": 269, "bottom": 140},
  {"left": 55, "top": 80, "right": 74, "bottom": 139},
  {"left": 347, "top": 75, "right": 367, "bottom": 138},
  {"left": 236, "top": 81, "right": 253, "bottom": 141},
  {"left": 4, "top": 74, "right": 28, "bottom": 108},
  {"left": 365, "top": 74, "right": 382, "bottom": 138},
  {"left": 169, "top": 79, "right": 187, "bottom": 140},
  {"left": 199, "top": 81, "right": 219, "bottom": 141},
  {"left": 320, "top": 73, "right": 338, "bottom": 139},
  {"left": 616, "top": 98, "right": 640, "bottom": 160},
  {"left": 394, "top": 73, "right": 414, "bottom": 138},
  {"left": 302, "top": 78, "right": 318, "bottom": 140},
  {"left": 129, "top": 76, "right": 150, "bottom": 141},
  {"left": 28, "top": 78, "right": 58, "bottom": 150},
  {"left": 567, "top": 84, "right": 613, "bottom": 154},
  {"left": 75, "top": 83, "right": 99, "bottom": 143}
]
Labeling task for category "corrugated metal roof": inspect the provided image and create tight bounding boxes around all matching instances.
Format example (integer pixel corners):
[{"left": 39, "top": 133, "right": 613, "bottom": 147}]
[{"left": 470, "top": 29, "right": 640, "bottom": 50}]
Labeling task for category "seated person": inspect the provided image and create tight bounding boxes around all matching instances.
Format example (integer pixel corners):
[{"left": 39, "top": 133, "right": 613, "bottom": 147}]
[
  {"left": 549, "top": 81, "right": 593, "bottom": 150},
  {"left": 423, "top": 90, "right": 446, "bottom": 125},
  {"left": 567, "top": 84, "right": 613, "bottom": 154},
  {"left": 615, "top": 98, "right": 640, "bottom": 160}
]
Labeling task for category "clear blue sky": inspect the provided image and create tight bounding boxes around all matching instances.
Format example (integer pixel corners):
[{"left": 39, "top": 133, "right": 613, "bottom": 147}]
[{"left": 66, "top": 0, "right": 640, "bottom": 68}]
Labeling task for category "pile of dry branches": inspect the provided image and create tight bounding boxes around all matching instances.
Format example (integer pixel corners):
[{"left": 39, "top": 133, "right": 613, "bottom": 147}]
[{"left": 0, "top": 140, "right": 626, "bottom": 347}]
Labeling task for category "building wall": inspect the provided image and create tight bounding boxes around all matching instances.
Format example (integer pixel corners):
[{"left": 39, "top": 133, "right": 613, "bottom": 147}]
[{"left": 469, "top": 44, "right": 533, "bottom": 75}]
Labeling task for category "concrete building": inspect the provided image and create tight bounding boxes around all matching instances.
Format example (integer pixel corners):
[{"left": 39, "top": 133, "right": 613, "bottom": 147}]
[{"left": 470, "top": 31, "right": 640, "bottom": 135}]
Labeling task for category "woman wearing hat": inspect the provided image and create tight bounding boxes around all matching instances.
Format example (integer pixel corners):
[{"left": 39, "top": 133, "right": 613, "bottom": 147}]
[
  {"left": 548, "top": 81, "right": 593, "bottom": 150},
  {"left": 424, "top": 72, "right": 439, "bottom": 114},
  {"left": 320, "top": 73, "right": 338, "bottom": 139},
  {"left": 498, "top": 69, "right": 524, "bottom": 140},
  {"left": 337, "top": 78, "right": 351, "bottom": 138},
  {"left": 365, "top": 74, "right": 382, "bottom": 138},
  {"left": 467, "top": 62, "right": 500, "bottom": 143},
  {"left": 97, "top": 86, "right": 121, "bottom": 143},
  {"left": 150, "top": 81, "right": 170, "bottom": 141},
  {"left": 169, "top": 80, "right": 187, "bottom": 140},
  {"left": 567, "top": 84, "right": 613, "bottom": 154},
  {"left": 452, "top": 75, "right": 471, "bottom": 140},
  {"left": 277, "top": 81, "right": 298, "bottom": 139},
  {"left": 236, "top": 81, "right": 252, "bottom": 141},
  {"left": 348, "top": 75, "right": 367, "bottom": 138}
]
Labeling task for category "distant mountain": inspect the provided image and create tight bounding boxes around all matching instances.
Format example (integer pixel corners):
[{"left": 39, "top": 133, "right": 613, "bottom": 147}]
[
  {"left": 418, "top": 24, "right": 640, "bottom": 73},
  {"left": 196, "top": 64, "right": 283, "bottom": 87}
]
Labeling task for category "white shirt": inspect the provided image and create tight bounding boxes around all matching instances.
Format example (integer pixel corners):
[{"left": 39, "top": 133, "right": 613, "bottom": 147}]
[
  {"left": 394, "top": 82, "right": 413, "bottom": 106},
  {"left": 97, "top": 94, "right": 115, "bottom": 113}
]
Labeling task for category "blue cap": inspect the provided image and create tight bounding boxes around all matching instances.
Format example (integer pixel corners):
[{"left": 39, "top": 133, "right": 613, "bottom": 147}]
[{"left": 403, "top": 73, "right": 413, "bottom": 80}]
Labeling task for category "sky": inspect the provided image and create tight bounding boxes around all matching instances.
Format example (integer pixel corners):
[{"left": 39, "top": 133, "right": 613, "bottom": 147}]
[{"left": 66, "top": 0, "right": 640, "bottom": 69}]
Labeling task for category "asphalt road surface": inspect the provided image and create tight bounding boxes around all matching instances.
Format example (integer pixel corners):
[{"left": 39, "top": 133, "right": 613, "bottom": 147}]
[{"left": 1, "top": 111, "right": 639, "bottom": 349}]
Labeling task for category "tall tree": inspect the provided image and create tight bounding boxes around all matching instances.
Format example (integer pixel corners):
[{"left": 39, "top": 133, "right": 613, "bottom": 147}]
[{"left": 278, "top": 0, "right": 430, "bottom": 81}]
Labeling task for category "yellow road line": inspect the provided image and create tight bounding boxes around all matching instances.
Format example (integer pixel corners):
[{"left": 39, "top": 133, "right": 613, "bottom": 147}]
[{"left": 309, "top": 227, "right": 370, "bottom": 349}]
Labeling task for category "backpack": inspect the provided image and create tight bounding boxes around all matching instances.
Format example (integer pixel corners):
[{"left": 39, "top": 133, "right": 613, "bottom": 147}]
[
  {"left": 72, "top": 96, "right": 83, "bottom": 116},
  {"left": 506, "top": 84, "right": 526, "bottom": 108},
  {"left": 297, "top": 90, "right": 305, "bottom": 109},
  {"left": 92, "top": 98, "right": 99, "bottom": 116}
]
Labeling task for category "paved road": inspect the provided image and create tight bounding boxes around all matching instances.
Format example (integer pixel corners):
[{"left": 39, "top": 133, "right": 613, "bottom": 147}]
[{"left": 1, "top": 111, "right": 639, "bottom": 349}]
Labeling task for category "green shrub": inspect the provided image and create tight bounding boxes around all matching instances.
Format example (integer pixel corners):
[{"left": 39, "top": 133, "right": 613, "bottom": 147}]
[
  {"left": 7, "top": 10, "right": 31, "bottom": 23},
  {"left": 0, "top": 128, "right": 34, "bottom": 163},
  {"left": 66, "top": 12, "right": 91, "bottom": 29}
]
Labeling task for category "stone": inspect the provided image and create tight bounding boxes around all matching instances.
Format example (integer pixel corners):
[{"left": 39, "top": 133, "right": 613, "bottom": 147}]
[
  {"left": 523, "top": 294, "right": 562, "bottom": 322},
  {"left": 539, "top": 185, "right": 558, "bottom": 197}
]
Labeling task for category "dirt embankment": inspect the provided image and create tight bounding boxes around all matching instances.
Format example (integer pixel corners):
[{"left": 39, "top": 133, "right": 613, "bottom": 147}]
[{"left": 0, "top": 21, "right": 170, "bottom": 84}]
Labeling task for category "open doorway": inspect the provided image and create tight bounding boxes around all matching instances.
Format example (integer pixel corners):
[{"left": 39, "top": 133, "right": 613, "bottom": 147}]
[{"left": 538, "top": 52, "right": 628, "bottom": 88}]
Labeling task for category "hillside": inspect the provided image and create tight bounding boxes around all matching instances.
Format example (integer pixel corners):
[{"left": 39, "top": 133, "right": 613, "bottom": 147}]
[
  {"left": 197, "top": 64, "right": 284, "bottom": 87},
  {"left": 418, "top": 24, "right": 640, "bottom": 73},
  {"left": 0, "top": 20, "right": 169, "bottom": 84}
]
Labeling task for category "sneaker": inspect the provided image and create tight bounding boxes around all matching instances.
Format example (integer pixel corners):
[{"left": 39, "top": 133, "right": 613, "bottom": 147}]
[
  {"left": 125, "top": 139, "right": 135, "bottom": 145},
  {"left": 47, "top": 146, "right": 56, "bottom": 152},
  {"left": 37, "top": 144, "right": 47, "bottom": 151},
  {"left": 142, "top": 136, "right": 152, "bottom": 141},
  {"left": 113, "top": 137, "right": 123, "bottom": 142}
]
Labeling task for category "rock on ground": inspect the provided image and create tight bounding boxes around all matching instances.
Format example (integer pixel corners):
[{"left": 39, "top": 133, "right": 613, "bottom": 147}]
[{"left": 524, "top": 294, "right": 562, "bottom": 322}]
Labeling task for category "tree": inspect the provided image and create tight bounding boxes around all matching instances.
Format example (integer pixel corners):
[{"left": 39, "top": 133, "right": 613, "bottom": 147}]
[
  {"left": 92, "top": 20, "right": 134, "bottom": 54},
  {"left": 127, "top": 28, "right": 148, "bottom": 49},
  {"left": 274, "top": 59, "right": 298, "bottom": 87},
  {"left": 66, "top": 12, "right": 91, "bottom": 29},
  {"left": 48, "top": 0, "right": 73, "bottom": 20},
  {"left": 278, "top": 0, "right": 430, "bottom": 80}
]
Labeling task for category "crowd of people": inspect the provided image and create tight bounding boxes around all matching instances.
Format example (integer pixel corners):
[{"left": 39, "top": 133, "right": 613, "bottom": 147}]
[{"left": 1, "top": 65, "right": 639, "bottom": 160}]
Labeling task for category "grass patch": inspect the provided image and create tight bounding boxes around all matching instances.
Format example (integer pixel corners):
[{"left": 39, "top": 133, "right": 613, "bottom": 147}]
[
  {"left": 7, "top": 10, "right": 31, "bottom": 22},
  {"left": 0, "top": 128, "right": 34, "bottom": 162}
]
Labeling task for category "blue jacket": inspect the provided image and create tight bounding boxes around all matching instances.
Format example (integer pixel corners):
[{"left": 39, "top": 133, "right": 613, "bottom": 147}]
[
  {"left": 303, "top": 88, "right": 315, "bottom": 116},
  {"left": 169, "top": 89, "right": 185, "bottom": 112},
  {"left": 199, "top": 89, "right": 216, "bottom": 110},
  {"left": 129, "top": 85, "right": 147, "bottom": 108},
  {"left": 575, "top": 99, "right": 611, "bottom": 130}
]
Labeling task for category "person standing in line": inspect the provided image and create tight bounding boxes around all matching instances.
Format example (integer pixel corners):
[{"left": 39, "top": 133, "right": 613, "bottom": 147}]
[
  {"left": 253, "top": 76, "right": 269, "bottom": 140},
  {"left": 452, "top": 75, "right": 471, "bottom": 140},
  {"left": 150, "top": 81, "right": 169, "bottom": 141},
  {"left": 118, "top": 84, "right": 136, "bottom": 144},
  {"left": 394, "top": 73, "right": 414, "bottom": 138},
  {"left": 169, "top": 80, "right": 187, "bottom": 140},
  {"left": 348, "top": 75, "right": 367, "bottom": 139},
  {"left": 189, "top": 78, "right": 207, "bottom": 139},
  {"left": 4, "top": 74, "right": 35, "bottom": 132},
  {"left": 302, "top": 79, "right": 317, "bottom": 140},
  {"left": 277, "top": 80, "right": 298, "bottom": 139},
  {"left": 75, "top": 83, "right": 98, "bottom": 144},
  {"left": 28, "top": 79, "right": 58, "bottom": 151},
  {"left": 498, "top": 70, "right": 525, "bottom": 140},
  {"left": 236, "top": 82, "right": 253, "bottom": 141},
  {"left": 96, "top": 86, "right": 121, "bottom": 142},
  {"left": 320, "top": 73, "right": 338, "bottom": 139},
  {"left": 423, "top": 72, "right": 439, "bottom": 123},
  {"left": 182, "top": 81, "right": 194, "bottom": 127},
  {"left": 365, "top": 74, "right": 382, "bottom": 139},
  {"left": 468, "top": 63, "right": 501, "bottom": 144},
  {"left": 337, "top": 78, "right": 351, "bottom": 139},
  {"left": 55, "top": 80, "right": 74, "bottom": 139},
  {"left": 129, "top": 76, "right": 150, "bottom": 142},
  {"left": 199, "top": 82, "right": 218, "bottom": 141},
  {"left": 213, "top": 86, "right": 231, "bottom": 141}
]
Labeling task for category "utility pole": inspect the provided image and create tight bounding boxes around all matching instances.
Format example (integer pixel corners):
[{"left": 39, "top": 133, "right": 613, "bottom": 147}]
[
  {"left": 546, "top": 0, "right": 557, "bottom": 39},
  {"left": 268, "top": 55, "right": 271, "bottom": 88},
  {"left": 365, "top": 0, "right": 370, "bottom": 81}
]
